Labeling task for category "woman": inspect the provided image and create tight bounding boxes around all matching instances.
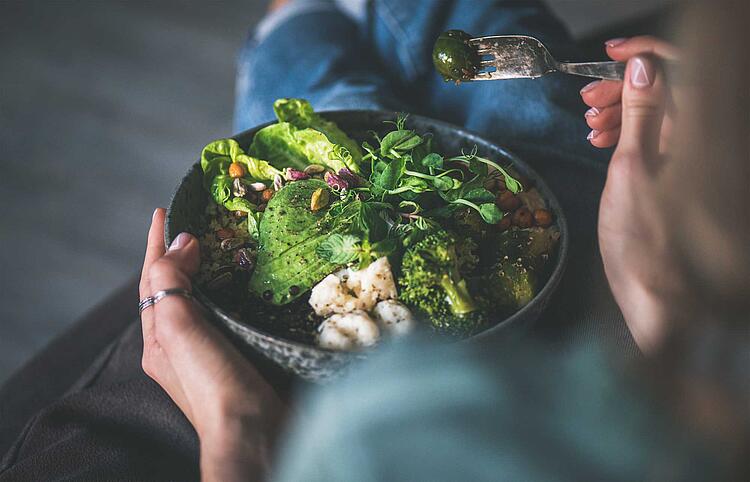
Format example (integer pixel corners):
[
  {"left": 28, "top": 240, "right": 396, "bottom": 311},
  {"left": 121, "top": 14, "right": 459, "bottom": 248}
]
[{"left": 137, "top": 1, "right": 749, "bottom": 481}]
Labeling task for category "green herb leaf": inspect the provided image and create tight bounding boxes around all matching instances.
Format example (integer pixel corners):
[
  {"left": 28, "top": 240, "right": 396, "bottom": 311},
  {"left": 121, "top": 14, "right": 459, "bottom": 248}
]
[
  {"left": 398, "top": 200, "right": 421, "bottom": 214},
  {"left": 411, "top": 135, "right": 433, "bottom": 166},
  {"left": 448, "top": 148, "right": 523, "bottom": 193},
  {"left": 316, "top": 233, "right": 361, "bottom": 264},
  {"left": 432, "top": 175, "right": 460, "bottom": 191},
  {"left": 478, "top": 203, "right": 503, "bottom": 224},
  {"left": 462, "top": 187, "right": 495, "bottom": 203},
  {"left": 356, "top": 201, "right": 390, "bottom": 240},
  {"left": 376, "top": 156, "right": 407, "bottom": 191},
  {"left": 450, "top": 198, "right": 501, "bottom": 224},
  {"left": 420, "top": 153, "right": 444, "bottom": 170},
  {"left": 371, "top": 238, "right": 399, "bottom": 258},
  {"left": 468, "top": 157, "right": 488, "bottom": 176},
  {"left": 380, "top": 130, "right": 423, "bottom": 158},
  {"left": 425, "top": 204, "right": 460, "bottom": 218}
]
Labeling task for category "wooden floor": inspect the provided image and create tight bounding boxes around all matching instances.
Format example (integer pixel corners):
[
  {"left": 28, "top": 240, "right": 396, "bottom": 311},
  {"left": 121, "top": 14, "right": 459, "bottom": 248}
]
[{"left": 0, "top": 0, "right": 674, "bottom": 383}]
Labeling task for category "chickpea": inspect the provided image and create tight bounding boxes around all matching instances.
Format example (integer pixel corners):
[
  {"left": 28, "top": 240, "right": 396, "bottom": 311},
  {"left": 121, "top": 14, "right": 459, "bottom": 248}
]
[
  {"left": 533, "top": 208, "right": 553, "bottom": 227},
  {"left": 496, "top": 214, "right": 512, "bottom": 231},
  {"left": 511, "top": 207, "right": 533, "bottom": 228},
  {"left": 260, "top": 189, "right": 274, "bottom": 202},
  {"left": 496, "top": 190, "right": 521, "bottom": 211},
  {"left": 228, "top": 162, "right": 246, "bottom": 179}
]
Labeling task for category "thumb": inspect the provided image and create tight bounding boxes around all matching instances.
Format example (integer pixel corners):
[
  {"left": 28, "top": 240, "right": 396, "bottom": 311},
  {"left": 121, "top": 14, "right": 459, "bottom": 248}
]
[
  {"left": 162, "top": 232, "right": 201, "bottom": 276},
  {"left": 616, "top": 55, "right": 667, "bottom": 159}
]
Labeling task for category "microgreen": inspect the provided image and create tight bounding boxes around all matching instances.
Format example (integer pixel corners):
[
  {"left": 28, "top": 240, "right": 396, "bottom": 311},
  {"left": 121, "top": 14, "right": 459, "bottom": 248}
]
[
  {"left": 451, "top": 198, "right": 503, "bottom": 224},
  {"left": 449, "top": 147, "right": 523, "bottom": 193}
]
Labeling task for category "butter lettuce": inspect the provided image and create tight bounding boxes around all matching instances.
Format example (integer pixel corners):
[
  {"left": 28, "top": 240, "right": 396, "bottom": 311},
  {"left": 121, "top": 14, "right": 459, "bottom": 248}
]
[
  {"left": 248, "top": 122, "right": 354, "bottom": 174},
  {"left": 273, "top": 98, "right": 363, "bottom": 171},
  {"left": 210, "top": 175, "right": 233, "bottom": 205},
  {"left": 201, "top": 138, "right": 242, "bottom": 171},
  {"left": 201, "top": 139, "right": 240, "bottom": 189},
  {"left": 235, "top": 153, "right": 280, "bottom": 181}
]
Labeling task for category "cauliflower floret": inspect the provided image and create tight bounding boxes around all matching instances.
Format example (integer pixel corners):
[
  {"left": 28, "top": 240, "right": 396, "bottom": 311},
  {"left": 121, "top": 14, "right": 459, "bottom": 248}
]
[
  {"left": 309, "top": 273, "right": 368, "bottom": 317},
  {"left": 317, "top": 310, "right": 380, "bottom": 351},
  {"left": 344, "top": 257, "right": 398, "bottom": 310},
  {"left": 372, "top": 299, "right": 416, "bottom": 336},
  {"left": 309, "top": 257, "right": 398, "bottom": 316}
]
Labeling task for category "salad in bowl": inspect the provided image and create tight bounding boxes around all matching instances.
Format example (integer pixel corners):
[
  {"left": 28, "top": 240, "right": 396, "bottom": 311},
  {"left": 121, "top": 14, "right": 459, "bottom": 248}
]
[{"left": 167, "top": 99, "right": 565, "bottom": 379}]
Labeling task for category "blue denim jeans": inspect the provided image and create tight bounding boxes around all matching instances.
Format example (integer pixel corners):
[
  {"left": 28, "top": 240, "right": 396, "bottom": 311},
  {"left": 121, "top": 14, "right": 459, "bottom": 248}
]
[{"left": 234, "top": 0, "right": 608, "bottom": 165}]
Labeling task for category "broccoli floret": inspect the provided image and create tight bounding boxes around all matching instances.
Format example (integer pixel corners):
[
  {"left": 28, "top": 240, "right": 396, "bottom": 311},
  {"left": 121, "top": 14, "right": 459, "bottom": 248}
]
[
  {"left": 480, "top": 257, "right": 537, "bottom": 312},
  {"left": 398, "top": 231, "right": 485, "bottom": 336},
  {"left": 497, "top": 227, "right": 559, "bottom": 271},
  {"left": 477, "top": 227, "right": 559, "bottom": 312}
]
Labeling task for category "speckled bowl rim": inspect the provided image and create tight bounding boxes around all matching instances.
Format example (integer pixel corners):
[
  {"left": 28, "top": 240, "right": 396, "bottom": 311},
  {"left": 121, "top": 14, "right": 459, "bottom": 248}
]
[{"left": 166, "top": 110, "right": 569, "bottom": 352}]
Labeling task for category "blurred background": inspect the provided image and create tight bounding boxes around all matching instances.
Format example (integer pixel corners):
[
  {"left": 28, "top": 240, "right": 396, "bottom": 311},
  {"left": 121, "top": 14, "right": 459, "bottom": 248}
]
[{"left": 0, "top": 0, "right": 676, "bottom": 384}]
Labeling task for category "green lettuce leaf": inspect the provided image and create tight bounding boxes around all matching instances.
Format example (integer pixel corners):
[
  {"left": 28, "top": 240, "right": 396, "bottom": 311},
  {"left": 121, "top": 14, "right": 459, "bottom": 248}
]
[
  {"left": 273, "top": 98, "right": 363, "bottom": 171},
  {"left": 210, "top": 175, "right": 232, "bottom": 205},
  {"left": 224, "top": 198, "right": 261, "bottom": 240},
  {"left": 248, "top": 122, "right": 352, "bottom": 173},
  {"left": 223, "top": 197, "right": 256, "bottom": 212},
  {"left": 235, "top": 153, "right": 281, "bottom": 181},
  {"left": 201, "top": 138, "right": 242, "bottom": 172}
]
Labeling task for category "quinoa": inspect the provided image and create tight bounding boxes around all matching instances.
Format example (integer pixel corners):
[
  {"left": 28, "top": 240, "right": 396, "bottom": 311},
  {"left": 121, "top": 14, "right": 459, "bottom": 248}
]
[{"left": 195, "top": 197, "right": 319, "bottom": 344}]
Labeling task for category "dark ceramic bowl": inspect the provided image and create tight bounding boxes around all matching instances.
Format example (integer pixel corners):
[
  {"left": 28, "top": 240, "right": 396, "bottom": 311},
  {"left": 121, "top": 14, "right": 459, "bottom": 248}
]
[{"left": 166, "top": 111, "right": 569, "bottom": 381}]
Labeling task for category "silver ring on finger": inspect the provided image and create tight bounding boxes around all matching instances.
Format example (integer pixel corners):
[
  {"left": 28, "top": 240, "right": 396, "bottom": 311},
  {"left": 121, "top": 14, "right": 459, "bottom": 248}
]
[{"left": 138, "top": 288, "right": 195, "bottom": 314}]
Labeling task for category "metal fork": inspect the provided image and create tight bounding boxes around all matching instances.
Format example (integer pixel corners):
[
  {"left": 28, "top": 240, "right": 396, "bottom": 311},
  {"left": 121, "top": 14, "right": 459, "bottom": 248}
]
[{"left": 469, "top": 35, "right": 625, "bottom": 81}]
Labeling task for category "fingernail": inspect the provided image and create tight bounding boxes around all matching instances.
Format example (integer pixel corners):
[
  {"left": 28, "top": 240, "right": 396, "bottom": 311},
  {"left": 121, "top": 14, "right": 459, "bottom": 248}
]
[
  {"left": 169, "top": 232, "right": 190, "bottom": 251},
  {"left": 580, "top": 80, "right": 600, "bottom": 94},
  {"left": 630, "top": 57, "right": 653, "bottom": 89},
  {"left": 605, "top": 38, "right": 627, "bottom": 48},
  {"left": 152, "top": 209, "right": 159, "bottom": 221},
  {"left": 585, "top": 107, "right": 600, "bottom": 118},
  {"left": 587, "top": 130, "right": 600, "bottom": 141}
]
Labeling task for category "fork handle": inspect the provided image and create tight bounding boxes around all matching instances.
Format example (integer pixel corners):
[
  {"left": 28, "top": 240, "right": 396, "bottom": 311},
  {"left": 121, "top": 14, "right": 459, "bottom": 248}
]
[{"left": 556, "top": 61, "right": 625, "bottom": 81}]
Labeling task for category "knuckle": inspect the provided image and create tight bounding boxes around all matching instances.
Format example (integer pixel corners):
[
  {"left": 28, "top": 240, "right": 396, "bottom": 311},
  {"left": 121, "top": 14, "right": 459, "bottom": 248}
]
[{"left": 624, "top": 97, "right": 662, "bottom": 118}]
